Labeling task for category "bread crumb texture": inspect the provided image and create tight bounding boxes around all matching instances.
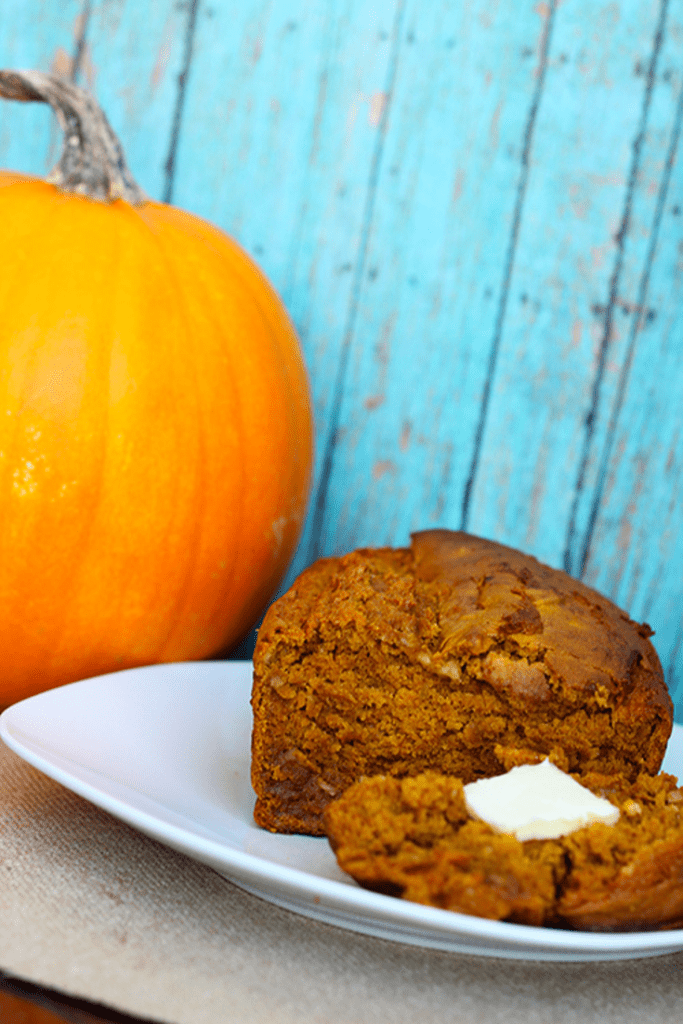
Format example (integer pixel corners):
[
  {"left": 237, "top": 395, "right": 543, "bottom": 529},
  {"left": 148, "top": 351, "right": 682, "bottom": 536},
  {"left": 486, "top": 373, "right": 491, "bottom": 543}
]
[
  {"left": 250, "top": 530, "right": 673, "bottom": 836},
  {"left": 323, "top": 770, "right": 683, "bottom": 932}
]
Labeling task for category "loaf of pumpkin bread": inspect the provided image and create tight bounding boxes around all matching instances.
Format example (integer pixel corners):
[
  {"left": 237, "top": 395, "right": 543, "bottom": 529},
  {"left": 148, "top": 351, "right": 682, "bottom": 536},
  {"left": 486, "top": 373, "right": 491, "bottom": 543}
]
[{"left": 250, "top": 530, "right": 673, "bottom": 835}]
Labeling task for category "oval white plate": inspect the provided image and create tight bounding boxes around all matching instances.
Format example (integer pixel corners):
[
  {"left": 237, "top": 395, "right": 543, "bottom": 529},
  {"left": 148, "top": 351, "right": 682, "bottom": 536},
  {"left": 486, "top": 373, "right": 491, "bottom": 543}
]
[{"left": 1, "top": 661, "right": 681, "bottom": 962}]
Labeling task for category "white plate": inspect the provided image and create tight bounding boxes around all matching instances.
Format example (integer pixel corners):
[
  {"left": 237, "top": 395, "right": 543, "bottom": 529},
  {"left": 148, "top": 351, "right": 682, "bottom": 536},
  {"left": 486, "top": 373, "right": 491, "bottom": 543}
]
[{"left": 1, "top": 661, "right": 682, "bottom": 962}]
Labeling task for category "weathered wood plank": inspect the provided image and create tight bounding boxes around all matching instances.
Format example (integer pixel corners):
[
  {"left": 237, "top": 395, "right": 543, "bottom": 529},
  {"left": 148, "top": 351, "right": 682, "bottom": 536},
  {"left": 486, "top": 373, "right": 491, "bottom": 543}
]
[
  {"left": 564, "top": 0, "right": 678, "bottom": 577},
  {"left": 581, "top": 13, "right": 683, "bottom": 709},
  {"left": 172, "top": 0, "right": 402, "bottom": 586},
  {"left": 462, "top": 0, "right": 683, "bottom": 707},
  {"left": 315, "top": 1, "right": 553, "bottom": 555},
  {"left": 467, "top": 0, "right": 667, "bottom": 564},
  {"left": 174, "top": 0, "right": 397, "bottom": 284}
]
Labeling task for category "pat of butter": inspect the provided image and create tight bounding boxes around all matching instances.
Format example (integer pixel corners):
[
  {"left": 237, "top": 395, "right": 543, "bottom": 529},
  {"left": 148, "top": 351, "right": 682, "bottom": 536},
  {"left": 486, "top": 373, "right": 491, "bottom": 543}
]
[{"left": 463, "top": 759, "right": 619, "bottom": 841}]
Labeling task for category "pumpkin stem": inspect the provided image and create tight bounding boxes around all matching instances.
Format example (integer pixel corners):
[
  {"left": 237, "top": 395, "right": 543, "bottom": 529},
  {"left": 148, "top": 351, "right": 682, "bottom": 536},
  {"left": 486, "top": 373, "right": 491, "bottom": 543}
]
[{"left": 0, "top": 69, "right": 147, "bottom": 205}]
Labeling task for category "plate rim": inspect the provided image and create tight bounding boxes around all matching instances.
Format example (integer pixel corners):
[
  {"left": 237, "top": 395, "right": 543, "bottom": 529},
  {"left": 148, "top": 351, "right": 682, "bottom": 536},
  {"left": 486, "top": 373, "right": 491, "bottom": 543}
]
[{"left": 1, "top": 660, "right": 682, "bottom": 961}]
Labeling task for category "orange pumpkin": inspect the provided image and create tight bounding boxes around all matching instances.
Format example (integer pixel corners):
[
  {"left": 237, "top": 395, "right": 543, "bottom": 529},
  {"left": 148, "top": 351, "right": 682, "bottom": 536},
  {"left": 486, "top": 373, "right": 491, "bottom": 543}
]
[{"left": 0, "top": 71, "right": 313, "bottom": 708}]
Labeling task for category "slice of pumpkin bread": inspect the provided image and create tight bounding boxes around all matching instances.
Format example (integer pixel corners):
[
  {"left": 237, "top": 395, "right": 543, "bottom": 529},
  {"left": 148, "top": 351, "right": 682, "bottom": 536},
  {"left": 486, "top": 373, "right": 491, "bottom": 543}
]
[
  {"left": 323, "top": 769, "right": 683, "bottom": 932},
  {"left": 250, "top": 530, "right": 673, "bottom": 835}
]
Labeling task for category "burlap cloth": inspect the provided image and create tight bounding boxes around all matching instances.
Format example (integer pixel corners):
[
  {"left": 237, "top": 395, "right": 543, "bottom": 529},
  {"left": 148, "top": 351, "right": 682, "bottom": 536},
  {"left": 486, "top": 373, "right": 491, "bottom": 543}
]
[{"left": 1, "top": 739, "right": 682, "bottom": 1024}]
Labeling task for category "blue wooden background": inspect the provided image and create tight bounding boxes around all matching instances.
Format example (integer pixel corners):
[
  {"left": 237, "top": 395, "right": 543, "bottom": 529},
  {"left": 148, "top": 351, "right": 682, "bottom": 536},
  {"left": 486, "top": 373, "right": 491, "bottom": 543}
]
[{"left": 2, "top": 0, "right": 682, "bottom": 723}]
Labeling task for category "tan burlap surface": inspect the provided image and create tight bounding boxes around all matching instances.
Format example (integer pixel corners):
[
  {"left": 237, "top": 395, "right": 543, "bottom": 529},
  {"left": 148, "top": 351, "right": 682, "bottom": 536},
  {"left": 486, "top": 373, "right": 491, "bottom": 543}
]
[{"left": 1, "top": 738, "right": 682, "bottom": 1024}]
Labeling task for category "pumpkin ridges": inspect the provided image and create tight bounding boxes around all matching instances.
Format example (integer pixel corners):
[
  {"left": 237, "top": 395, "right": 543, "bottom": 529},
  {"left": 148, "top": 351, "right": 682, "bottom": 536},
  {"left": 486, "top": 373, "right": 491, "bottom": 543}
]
[
  {"left": 113, "top": 199, "right": 237, "bottom": 661},
  {"left": 2, "top": 195, "right": 181, "bottom": 681},
  {"left": 139, "top": 212, "right": 249, "bottom": 657},
  {"left": 146, "top": 203, "right": 314, "bottom": 457},
  {"left": 76, "top": 207, "right": 214, "bottom": 663},
  {"left": 138, "top": 205, "right": 277, "bottom": 650},
  {"left": 136, "top": 201, "right": 314, "bottom": 645},
  {"left": 15, "top": 198, "right": 139, "bottom": 675},
  {"left": 0, "top": 207, "right": 95, "bottom": 689},
  {"left": 0, "top": 184, "right": 310, "bottom": 687},
  {"left": 141, "top": 204, "right": 269, "bottom": 657},
  {"left": 49, "top": 202, "right": 145, "bottom": 672}
]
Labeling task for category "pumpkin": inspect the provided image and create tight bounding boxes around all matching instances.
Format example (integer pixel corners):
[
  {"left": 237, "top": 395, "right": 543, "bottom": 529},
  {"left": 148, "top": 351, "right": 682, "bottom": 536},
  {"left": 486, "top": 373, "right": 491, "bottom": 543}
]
[{"left": 0, "top": 70, "right": 314, "bottom": 709}]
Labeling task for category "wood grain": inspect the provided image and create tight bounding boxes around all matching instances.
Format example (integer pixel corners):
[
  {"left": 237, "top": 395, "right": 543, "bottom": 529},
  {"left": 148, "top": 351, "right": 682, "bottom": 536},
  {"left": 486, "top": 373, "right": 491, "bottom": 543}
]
[
  {"left": 0, "top": 0, "right": 681, "bottom": 718},
  {"left": 319, "top": 0, "right": 553, "bottom": 554}
]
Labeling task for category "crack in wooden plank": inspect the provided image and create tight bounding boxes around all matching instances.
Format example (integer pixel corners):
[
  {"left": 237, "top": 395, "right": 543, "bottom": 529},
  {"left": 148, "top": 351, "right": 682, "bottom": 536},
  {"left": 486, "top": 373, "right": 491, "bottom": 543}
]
[
  {"left": 305, "top": 0, "right": 407, "bottom": 564},
  {"left": 563, "top": 0, "right": 670, "bottom": 577},
  {"left": 281, "top": 65, "right": 330, "bottom": 306},
  {"left": 48, "top": 1, "right": 91, "bottom": 87},
  {"left": 162, "top": 0, "right": 200, "bottom": 204},
  {"left": 581, "top": 68, "right": 683, "bottom": 588},
  {"left": 459, "top": 0, "right": 557, "bottom": 533},
  {"left": 70, "top": 0, "right": 91, "bottom": 84}
]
